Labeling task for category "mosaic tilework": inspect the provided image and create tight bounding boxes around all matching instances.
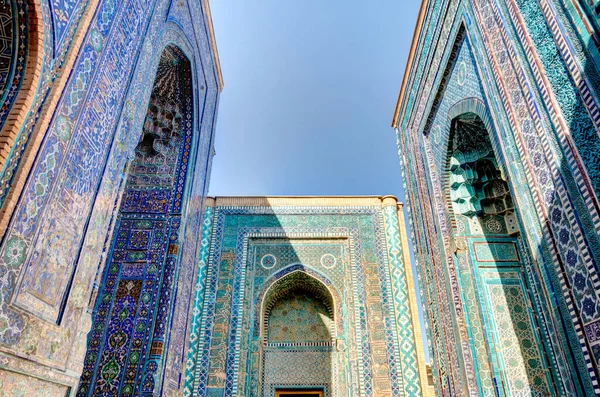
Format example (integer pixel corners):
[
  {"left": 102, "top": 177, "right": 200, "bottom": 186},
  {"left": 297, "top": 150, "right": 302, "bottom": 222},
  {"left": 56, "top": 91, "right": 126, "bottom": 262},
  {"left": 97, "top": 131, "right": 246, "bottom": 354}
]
[
  {"left": 262, "top": 349, "right": 332, "bottom": 396},
  {"left": 478, "top": 269, "right": 553, "bottom": 396},
  {"left": 0, "top": 0, "right": 221, "bottom": 394},
  {"left": 2, "top": 0, "right": 149, "bottom": 325},
  {"left": 502, "top": 0, "right": 600, "bottom": 356},
  {"left": 50, "top": 0, "right": 86, "bottom": 51},
  {"left": 0, "top": 0, "right": 27, "bottom": 133},
  {"left": 266, "top": 283, "right": 334, "bottom": 344},
  {"left": 0, "top": 0, "right": 88, "bottom": 203},
  {"left": 382, "top": 206, "right": 421, "bottom": 396},
  {"left": 511, "top": 0, "right": 600, "bottom": 197},
  {"left": 467, "top": 0, "right": 599, "bottom": 391},
  {"left": 255, "top": 264, "right": 344, "bottom": 347},
  {"left": 185, "top": 200, "right": 427, "bottom": 397},
  {"left": 393, "top": 0, "right": 600, "bottom": 395},
  {"left": 77, "top": 45, "right": 195, "bottom": 397},
  {"left": 184, "top": 205, "right": 216, "bottom": 397},
  {"left": 261, "top": 273, "right": 336, "bottom": 396},
  {"left": 0, "top": 368, "right": 70, "bottom": 396}
]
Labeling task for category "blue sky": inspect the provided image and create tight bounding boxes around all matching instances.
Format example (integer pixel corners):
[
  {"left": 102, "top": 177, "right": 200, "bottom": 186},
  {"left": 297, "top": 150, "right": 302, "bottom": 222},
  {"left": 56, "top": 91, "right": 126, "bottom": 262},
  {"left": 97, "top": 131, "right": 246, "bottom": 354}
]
[
  {"left": 208, "top": 1, "right": 420, "bottom": 198},
  {"left": 207, "top": 1, "right": 427, "bottom": 357}
]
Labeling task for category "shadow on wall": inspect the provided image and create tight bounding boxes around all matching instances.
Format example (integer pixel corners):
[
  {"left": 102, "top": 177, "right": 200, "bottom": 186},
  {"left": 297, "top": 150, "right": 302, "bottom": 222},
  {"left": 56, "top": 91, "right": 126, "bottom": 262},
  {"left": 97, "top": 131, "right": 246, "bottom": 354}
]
[
  {"left": 184, "top": 197, "right": 428, "bottom": 396},
  {"left": 447, "top": 112, "right": 560, "bottom": 395},
  {"left": 184, "top": 207, "right": 346, "bottom": 396}
]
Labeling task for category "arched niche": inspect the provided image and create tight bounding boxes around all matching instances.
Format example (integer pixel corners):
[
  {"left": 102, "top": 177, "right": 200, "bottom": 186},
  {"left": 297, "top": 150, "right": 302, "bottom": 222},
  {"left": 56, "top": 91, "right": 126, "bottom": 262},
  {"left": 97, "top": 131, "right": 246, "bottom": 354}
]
[
  {"left": 256, "top": 265, "right": 343, "bottom": 339},
  {"left": 446, "top": 112, "right": 516, "bottom": 233},
  {"left": 119, "top": 44, "right": 194, "bottom": 215},
  {"left": 258, "top": 269, "right": 343, "bottom": 396},
  {"left": 78, "top": 43, "right": 195, "bottom": 397},
  {"left": 262, "top": 270, "right": 335, "bottom": 346},
  {"left": 444, "top": 111, "right": 559, "bottom": 396}
]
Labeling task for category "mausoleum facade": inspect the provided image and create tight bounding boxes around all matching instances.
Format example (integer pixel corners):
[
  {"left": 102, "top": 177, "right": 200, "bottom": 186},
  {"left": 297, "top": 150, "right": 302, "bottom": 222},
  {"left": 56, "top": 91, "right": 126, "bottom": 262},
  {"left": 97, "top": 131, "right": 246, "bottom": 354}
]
[
  {"left": 0, "top": 1, "right": 222, "bottom": 395},
  {"left": 393, "top": 0, "right": 600, "bottom": 395},
  {"left": 184, "top": 196, "right": 432, "bottom": 397}
]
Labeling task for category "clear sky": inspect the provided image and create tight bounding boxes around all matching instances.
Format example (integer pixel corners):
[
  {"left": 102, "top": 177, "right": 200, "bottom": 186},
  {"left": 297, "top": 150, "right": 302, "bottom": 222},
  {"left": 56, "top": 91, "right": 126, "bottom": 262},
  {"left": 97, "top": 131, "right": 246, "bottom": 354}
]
[
  {"left": 208, "top": 1, "right": 427, "bottom": 358},
  {"left": 208, "top": 1, "right": 421, "bottom": 198}
]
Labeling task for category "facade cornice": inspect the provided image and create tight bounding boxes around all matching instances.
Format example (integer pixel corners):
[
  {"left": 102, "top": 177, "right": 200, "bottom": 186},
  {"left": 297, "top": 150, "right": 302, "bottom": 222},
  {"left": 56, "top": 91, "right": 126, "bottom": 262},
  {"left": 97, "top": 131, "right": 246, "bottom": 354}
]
[
  {"left": 391, "top": 0, "right": 429, "bottom": 128},
  {"left": 203, "top": 0, "right": 224, "bottom": 91},
  {"left": 207, "top": 196, "right": 401, "bottom": 207}
]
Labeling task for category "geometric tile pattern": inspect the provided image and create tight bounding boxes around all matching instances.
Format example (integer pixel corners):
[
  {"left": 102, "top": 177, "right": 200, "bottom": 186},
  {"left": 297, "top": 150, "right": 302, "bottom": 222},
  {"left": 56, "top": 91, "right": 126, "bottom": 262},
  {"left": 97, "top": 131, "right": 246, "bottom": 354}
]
[
  {"left": 447, "top": 110, "right": 553, "bottom": 395},
  {"left": 0, "top": 0, "right": 86, "bottom": 206},
  {"left": 479, "top": 269, "right": 553, "bottom": 396},
  {"left": 262, "top": 350, "right": 332, "bottom": 396},
  {"left": 184, "top": 205, "right": 216, "bottom": 397},
  {"left": 382, "top": 205, "right": 422, "bottom": 396},
  {"left": 0, "top": 0, "right": 28, "bottom": 132},
  {"left": 77, "top": 45, "right": 194, "bottom": 397},
  {"left": 49, "top": 0, "right": 85, "bottom": 51},
  {"left": 266, "top": 288, "right": 333, "bottom": 344},
  {"left": 392, "top": 1, "right": 600, "bottom": 395},
  {"left": 0, "top": 0, "right": 221, "bottom": 394},
  {"left": 185, "top": 199, "right": 427, "bottom": 397}
]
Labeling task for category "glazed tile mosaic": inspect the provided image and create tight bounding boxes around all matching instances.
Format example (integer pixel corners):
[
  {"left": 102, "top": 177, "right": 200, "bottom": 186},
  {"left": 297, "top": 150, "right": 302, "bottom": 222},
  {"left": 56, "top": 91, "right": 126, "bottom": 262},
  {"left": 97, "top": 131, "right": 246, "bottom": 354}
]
[
  {"left": 0, "top": 0, "right": 221, "bottom": 394},
  {"left": 0, "top": 0, "right": 27, "bottom": 134},
  {"left": 183, "top": 197, "right": 430, "bottom": 397},
  {"left": 0, "top": 0, "right": 599, "bottom": 395},
  {"left": 393, "top": 0, "right": 600, "bottom": 395}
]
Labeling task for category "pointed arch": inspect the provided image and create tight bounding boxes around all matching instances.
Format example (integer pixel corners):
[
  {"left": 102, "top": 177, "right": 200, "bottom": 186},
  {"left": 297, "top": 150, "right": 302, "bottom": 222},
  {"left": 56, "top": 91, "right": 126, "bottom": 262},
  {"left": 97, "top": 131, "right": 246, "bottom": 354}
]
[
  {"left": 256, "top": 264, "right": 343, "bottom": 340},
  {"left": 78, "top": 42, "right": 197, "bottom": 397},
  {"left": 443, "top": 109, "right": 559, "bottom": 396},
  {"left": 440, "top": 99, "right": 499, "bottom": 233},
  {"left": 0, "top": 0, "right": 44, "bottom": 236},
  {"left": 443, "top": 111, "right": 514, "bottom": 234}
]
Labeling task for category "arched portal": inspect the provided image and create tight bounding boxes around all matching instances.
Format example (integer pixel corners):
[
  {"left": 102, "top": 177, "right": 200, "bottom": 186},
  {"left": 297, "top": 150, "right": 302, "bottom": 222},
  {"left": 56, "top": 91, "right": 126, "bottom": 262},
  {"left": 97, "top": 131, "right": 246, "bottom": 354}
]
[
  {"left": 260, "top": 271, "right": 337, "bottom": 396},
  {"left": 446, "top": 112, "right": 559, "bottom": 396},
  {"left": 0, "top": 0, "right": 28, "bottom": 121},
  {"left": 77, "top": 45, "right": 194, "bottom": 397},
  {"left": 0, "top": 0, "right": 37, "bottom": 166},
  {"left": 448, "top": 113, "right": 514, "bottom": 220}
]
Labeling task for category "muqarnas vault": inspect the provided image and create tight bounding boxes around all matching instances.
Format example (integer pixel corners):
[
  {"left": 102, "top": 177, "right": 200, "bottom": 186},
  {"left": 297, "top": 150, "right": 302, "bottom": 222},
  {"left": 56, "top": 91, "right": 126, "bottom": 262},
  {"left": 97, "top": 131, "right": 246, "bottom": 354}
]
[
  {"left": 0, "top": 0, "right": 222, "bottom": 396},
  {"left": 184, "top": 196, "right": 433, "bottom": 397},
  {"left": 393, "top": 0, "right": 600, "bottom": 396}
]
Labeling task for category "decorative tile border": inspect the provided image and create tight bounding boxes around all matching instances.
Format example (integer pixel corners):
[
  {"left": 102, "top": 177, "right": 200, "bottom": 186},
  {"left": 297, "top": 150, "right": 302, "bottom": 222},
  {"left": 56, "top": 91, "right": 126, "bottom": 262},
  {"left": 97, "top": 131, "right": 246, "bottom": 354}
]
[{"left": 186, "top": 204, "right": 425, "bottom": 397}]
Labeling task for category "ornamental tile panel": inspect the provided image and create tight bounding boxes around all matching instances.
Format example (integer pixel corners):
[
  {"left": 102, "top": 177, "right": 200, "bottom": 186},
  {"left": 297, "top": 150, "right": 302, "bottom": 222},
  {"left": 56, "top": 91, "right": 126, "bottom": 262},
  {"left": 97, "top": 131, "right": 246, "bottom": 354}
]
[{"left": 185, "top": 202, "right": 427, "bottom": 397}]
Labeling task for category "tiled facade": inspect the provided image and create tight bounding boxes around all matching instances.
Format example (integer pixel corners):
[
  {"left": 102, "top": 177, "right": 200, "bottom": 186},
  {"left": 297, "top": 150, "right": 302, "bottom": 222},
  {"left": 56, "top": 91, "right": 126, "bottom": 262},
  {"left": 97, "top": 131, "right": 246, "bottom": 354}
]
[
  {"left": 392, "top": 0, "right": 600, "bottom": 395},
  {"left": 0, "top": 0, "right": 222, "bottom": 395},
  {"left": 184, "top": 196, "right": 432, "bottom": 397},
  {"left": 4, "top": 0, "right": 600, "bottom": 395}
]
